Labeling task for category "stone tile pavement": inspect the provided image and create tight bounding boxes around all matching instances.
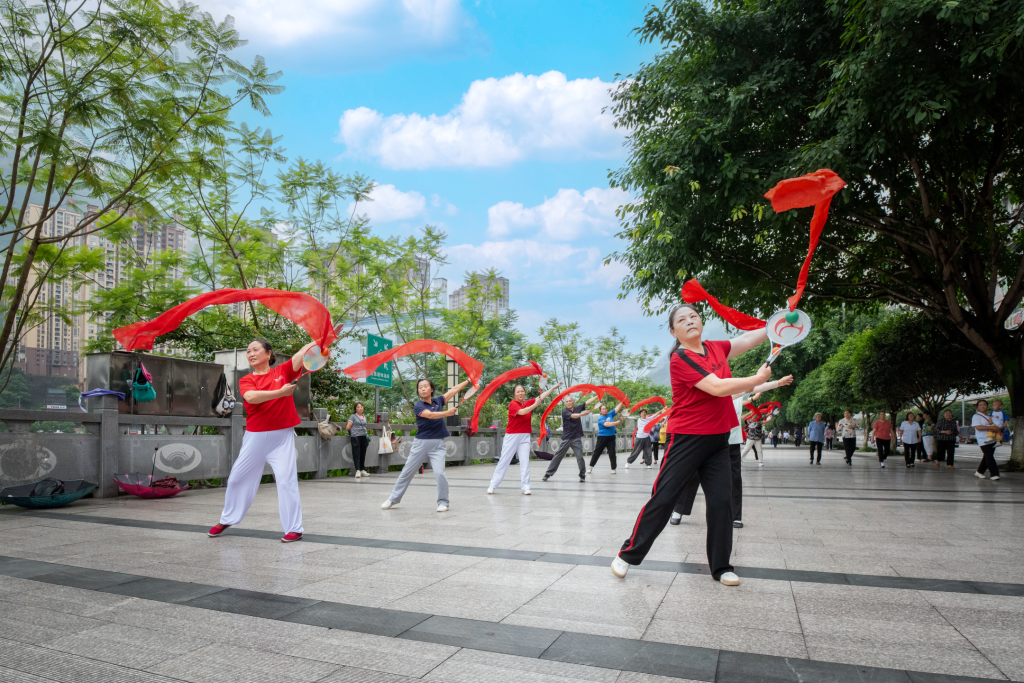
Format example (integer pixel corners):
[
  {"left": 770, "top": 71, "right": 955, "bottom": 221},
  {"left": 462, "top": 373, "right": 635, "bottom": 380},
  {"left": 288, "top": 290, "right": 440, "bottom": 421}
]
[{"left": 0, "top": 444, "right": 1021, "bottom": 682}]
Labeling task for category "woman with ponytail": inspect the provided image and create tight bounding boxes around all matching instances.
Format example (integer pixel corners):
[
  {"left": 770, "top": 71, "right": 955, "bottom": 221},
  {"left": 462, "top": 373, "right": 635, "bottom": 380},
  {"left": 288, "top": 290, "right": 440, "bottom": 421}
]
[
  {"left": 209, "top": 338, "right": 317, "bottom": 543},
  {"left": 611, "top": 304, "right": 772, "bottom": 586}
]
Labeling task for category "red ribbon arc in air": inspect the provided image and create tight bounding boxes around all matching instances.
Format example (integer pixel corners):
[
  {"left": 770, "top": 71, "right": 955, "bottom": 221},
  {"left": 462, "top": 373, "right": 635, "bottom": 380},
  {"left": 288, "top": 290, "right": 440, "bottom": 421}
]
[
  {"left": 682, "top": 280, "right": 766, "bottom": 331},
  {"left": 536, "top": 383, "right": 603, "bottom": 445},
  {"left": 742, "top": 401, "right": 781, "bottom": 423},
  {"left": 764, "top": 169, "right": 847, "bottom": 311},
  {"left": 466, "top": 362, "right": 546, "bottom": 435},
  {"left": 342, "top": 339, "right": 484, "bottom": 392},
  {"left": 113, "top": 288, "right": 338, "bottom": 352},
  {"left": 626, "top": 396, "right": 667, "bottom": 415}
]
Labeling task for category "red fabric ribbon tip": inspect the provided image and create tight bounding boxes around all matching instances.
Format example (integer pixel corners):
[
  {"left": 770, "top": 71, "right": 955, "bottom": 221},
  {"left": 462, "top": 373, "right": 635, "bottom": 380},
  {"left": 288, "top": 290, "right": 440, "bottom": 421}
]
[
  {"left": 681, "top": 279, "right": 766, "bottom": 331},
  {"left": 113, "top": 288, "right": 337, "bottom": 352},
  {"left": 467, "top": 361, "right": 545, "bottom": 436}
]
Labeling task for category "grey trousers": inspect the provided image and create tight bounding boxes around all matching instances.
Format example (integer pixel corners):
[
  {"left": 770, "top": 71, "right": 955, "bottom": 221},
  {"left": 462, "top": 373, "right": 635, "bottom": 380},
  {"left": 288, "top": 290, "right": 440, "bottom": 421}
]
[
  {"left": 388, "top": 438, "right": 449, "bottom": 506},
  {"left": 627, "top": 437, "right": 653, "bottom": 465},
  {"left": 545, "top": 437, "right": 585, "bottom": 478}
]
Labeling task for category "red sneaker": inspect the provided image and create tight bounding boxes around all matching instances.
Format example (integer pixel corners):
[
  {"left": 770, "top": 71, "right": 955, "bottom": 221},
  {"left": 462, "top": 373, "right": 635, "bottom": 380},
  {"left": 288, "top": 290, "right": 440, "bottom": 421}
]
[
  {"left": 208, "top": 523, "right": 230, "bottom": 537},
  {"left": 281, "top": 532, "right": 302, "bottom": 543}
]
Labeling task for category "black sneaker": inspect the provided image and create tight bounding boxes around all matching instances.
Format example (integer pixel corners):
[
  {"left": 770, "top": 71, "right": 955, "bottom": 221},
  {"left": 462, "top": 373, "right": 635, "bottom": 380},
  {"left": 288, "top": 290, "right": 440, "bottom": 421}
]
[
  {"left": 733, "top": 520, "right": 743, "bottom": 528},
  {"left": 579, "top": 475, "right": 585, "bottom": 482},
  {"left": 542, "top": 475, "right": 550, "bottom": 482},
  {"left": 669, "top": 515, "right": 682, "bottom": 525}
]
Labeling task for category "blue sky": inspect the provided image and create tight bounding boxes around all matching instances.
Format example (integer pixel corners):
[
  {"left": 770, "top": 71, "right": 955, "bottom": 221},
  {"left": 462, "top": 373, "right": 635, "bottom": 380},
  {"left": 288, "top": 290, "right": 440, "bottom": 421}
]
[{"left": 215, "top": 0, "right": 729, "bottom": 352}]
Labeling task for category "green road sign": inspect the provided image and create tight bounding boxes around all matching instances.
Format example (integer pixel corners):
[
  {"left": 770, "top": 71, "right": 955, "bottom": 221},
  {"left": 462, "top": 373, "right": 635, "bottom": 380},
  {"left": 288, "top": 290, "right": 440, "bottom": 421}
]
[{"left": 366, "top": 333, "right": 393, "bottom": 388}]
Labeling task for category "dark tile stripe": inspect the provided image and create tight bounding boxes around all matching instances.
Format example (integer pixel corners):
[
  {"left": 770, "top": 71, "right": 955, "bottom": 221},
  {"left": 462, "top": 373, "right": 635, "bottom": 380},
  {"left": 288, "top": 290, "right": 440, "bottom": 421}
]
[
  {"left": 0, "top": 556, "right": 1000, "bottom": 683},
  {"left": 22, "top": 511, "right": 1024, "bottom": 596}
]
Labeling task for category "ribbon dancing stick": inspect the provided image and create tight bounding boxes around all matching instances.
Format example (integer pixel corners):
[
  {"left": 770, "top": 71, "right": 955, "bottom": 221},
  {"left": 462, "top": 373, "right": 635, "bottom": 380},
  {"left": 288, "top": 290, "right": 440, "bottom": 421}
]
[{"left": 342, "top": 339, "right": 485, "bottom": 397}]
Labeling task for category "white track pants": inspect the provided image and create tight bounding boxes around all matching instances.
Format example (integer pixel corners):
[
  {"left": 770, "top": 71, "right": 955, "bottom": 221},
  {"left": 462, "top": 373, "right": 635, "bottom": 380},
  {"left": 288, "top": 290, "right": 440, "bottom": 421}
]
[
  {"left": 740, "top": 438, "right": 762, "bottom": 461},
  {"left": 490, "top": 432, "right": 533, "bottom": 491},
  {"left": 220, "top": 427, "right": 303, "bottom": 534}
]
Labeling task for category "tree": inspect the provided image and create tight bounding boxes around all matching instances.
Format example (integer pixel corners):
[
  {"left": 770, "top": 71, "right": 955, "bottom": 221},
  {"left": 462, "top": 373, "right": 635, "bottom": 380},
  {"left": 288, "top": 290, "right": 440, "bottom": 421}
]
[
  {"left": 584, "top": 327, "right": 659, "bottom": 386},
  {"left": 0, "top": 366, "right": 29, "bottom": 407},
  {"left": 0, "top": 0, "right": 282, "bottom": 392},
  {"left": 539, "top": 318, "right": 586, "bottom": 386},
  {"left": 608, "top": 0, "right": 1024, "bottom": 465}
]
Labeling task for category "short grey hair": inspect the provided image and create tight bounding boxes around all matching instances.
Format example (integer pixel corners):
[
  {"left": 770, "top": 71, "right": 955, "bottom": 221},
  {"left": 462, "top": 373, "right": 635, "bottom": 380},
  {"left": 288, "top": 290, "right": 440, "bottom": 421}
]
[{"left": 814, "top": 412, "right": 822, "bottom": 419}]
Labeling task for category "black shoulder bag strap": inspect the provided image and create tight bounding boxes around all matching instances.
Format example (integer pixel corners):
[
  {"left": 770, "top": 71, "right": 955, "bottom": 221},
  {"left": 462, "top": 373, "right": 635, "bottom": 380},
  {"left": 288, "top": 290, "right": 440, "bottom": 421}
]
[{"left": 674, "top": 346, "right": 710, "bottom": 377}]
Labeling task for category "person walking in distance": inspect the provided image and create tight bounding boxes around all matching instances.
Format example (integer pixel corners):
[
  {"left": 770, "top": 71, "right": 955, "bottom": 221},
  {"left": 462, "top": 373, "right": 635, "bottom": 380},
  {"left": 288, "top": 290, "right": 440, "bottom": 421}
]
[
  {"left": 626, "top": 408, "right": 669, "bottom": 469},
  {"left": 825, "top": 424, "right": 835, "bottom": 450},
  {"left": 543, "top": 392, "right": 598, "bottom": 483},
  {"left": 898, "top": 412, "right": 921, "bottom": 468},
  {"left": 742, "top": 416, "right": 764, "bottom": 464},
  {"left": 973, "top": 399, "right": 1003, "bottom": 481},
  {"left": 489, "top": 382, "right": 563, "bottom": 494},
  {"left": 382, "top": 378, "right": 470, "bottom": 512},
  {"left": 793, "top": 424, "right": 804, "bottom": 448},
  {"left": 347, "top": 402, "right": 370, "bottom": 478},
  {"left": 611, "top": 303, "right": 774, "bottom": 587},
  {"left": 807, "top": 413, "right": 826, "bottom": 465},
  {"left": 208, "top": 338, "right": 318, "bottom": 542},
  {"left": 921, "top": 417, "right": 936, "bottom": 461},
  {"left": 588, "top": 401, "right": 625, "bottom": 474},
  {"left": 935, "top": 409, "right": 959, "bottom": 469},
  {"left": 651, "top": 420, "right": 665, "bottom": 464},
  {"left": 837, "top": 411, "right": 859, "bottom": 466},
  {"left": 870, "top": 411, "right": 892, "bottom": 468}
]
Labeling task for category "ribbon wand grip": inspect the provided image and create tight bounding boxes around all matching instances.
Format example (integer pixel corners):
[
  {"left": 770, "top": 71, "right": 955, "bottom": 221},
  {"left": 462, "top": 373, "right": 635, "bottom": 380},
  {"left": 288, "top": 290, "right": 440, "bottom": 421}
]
[{"left": 766, "top": 344, "right": 783, "bottom": 366}]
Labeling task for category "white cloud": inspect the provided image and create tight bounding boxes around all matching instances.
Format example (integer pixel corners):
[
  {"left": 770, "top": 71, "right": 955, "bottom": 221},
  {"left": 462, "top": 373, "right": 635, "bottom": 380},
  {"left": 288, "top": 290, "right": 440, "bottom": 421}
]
[
  {"left": 337, "top": 71, "right": 622, "bottom": 169},
  {"left": 487, "top": 187, "right": 629, "bottom": 240},
  {"left": 350, "top": 184, "right": 427, "bottom": 224},
  {"left": 446, "top": 239, "right": 593, "bottom": 277},
  {"left": 200, "top": 0, "right": 485, "bottom": 65}
]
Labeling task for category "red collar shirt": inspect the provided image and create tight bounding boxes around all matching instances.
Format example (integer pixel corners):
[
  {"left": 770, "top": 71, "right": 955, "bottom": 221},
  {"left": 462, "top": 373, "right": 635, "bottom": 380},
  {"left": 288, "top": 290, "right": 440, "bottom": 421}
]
[{"left": 666, "top": 341, "right": 737, "bottom": 436}]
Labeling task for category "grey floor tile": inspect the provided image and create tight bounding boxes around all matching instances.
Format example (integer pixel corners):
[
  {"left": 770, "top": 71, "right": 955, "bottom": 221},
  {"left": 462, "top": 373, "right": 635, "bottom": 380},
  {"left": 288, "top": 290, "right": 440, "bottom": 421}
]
[
  {"left": 716, "top": 650, "right": 913, "bottom": 682},
  {"left": 100, "top": 577, "right": 227, "bottom": 603},
  {"left": 400, "top": 614, "right": 561, "bottom": 657},
  {"left": 180, "top": 588, "right": 319, "bottom": 619},
  {"left": 30, "top": 567, "right": 144, "bottom": 591},
  {"left": 541, "top": 631, "right": 719, "bottom": 682},
  {"left": 280, "top": 600, "right": 431, "bottom": 637}
]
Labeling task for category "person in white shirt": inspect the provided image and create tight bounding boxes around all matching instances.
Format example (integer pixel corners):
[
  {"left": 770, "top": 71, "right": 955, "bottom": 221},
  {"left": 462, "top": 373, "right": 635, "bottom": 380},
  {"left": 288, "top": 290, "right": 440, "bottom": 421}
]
[
  {"left": 836, "top": 411, "right": 859, "bottom": 466},
  {"left": 625, "top": 409, "right": 668, "bottom": 469},
  {"left": 898, "top": 412, "right": 921, "bottom": 468},
  {"left": 972, "top": 399, "right": 1003, "bottom": 480}
]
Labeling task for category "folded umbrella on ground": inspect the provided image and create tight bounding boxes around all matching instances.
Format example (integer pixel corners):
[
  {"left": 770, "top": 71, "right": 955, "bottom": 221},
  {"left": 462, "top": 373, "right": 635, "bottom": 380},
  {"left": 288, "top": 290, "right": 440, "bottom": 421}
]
[
  {"left": 113, "top": 473, "right": 190, "bottom": 499},
  {"left": 0, "top": 478, "right": 97, "bottom": 509},
  {"left": 534, "top": 451, "right": 555, "bottom": 461}
]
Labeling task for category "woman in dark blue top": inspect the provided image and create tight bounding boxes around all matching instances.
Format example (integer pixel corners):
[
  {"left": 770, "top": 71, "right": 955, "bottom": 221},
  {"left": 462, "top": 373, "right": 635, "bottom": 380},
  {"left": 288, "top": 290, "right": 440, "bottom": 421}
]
[{"left": 382, "top": 377, "right": 468, "bottom": 513}]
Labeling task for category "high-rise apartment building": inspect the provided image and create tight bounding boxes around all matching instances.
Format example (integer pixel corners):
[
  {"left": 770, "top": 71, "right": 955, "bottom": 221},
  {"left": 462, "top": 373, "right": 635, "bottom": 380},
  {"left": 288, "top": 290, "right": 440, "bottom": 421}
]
[
  {"left": 449, "top": 273, "right": 510, "bottom": 315},
  {"left": 431, "top": 278, "right": 447, "bottom": 309},
  {"left": 15, "top": 203, "right": 187, "bottom": 384}
]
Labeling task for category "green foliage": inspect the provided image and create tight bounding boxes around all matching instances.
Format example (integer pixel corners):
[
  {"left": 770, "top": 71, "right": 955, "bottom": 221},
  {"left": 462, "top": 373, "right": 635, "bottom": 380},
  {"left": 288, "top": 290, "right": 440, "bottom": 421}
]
[
  {"left": 0, "top": 367, "right": 30, "bottom": 408},
  {"left": 30, "top": 421, "right": 75, "bottom": 433},
  {"left": 608, "top": 0, "right": 1024, "bottom": 432}
]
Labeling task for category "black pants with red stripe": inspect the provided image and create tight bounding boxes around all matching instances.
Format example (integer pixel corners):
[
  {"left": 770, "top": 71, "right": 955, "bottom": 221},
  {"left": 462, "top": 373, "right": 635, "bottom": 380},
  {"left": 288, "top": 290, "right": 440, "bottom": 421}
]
[
  {"left": 618, "top": 433, "right": 734, "bottom": 579},
  {"left": 674, "top": 443, "right": 742, "bottom": 522}
]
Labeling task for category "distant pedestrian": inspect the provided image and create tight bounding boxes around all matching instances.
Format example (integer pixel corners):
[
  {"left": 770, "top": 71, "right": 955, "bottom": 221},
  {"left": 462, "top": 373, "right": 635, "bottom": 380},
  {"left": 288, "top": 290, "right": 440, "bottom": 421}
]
[
  {"left": 824, "top": 425, "right": 835, "bottom": 450},
  {"left": 807, "top": 413, "right": 826, "bottom": 465},
  {"left": 915, "top": 413, "right": 928, "bottom": 461},
  {"left": 921, "top": 418, "right": 935, "bottom": 461},
  {"left": 783, "top": 430, "right": 790, "bottom": 444},
  {"left": 935, "top": 409, "right": 959, "bottom": 469},
  {"left": 898, "top": 412, "right": 921, "bottom": 468},
  {"left": 347, "top": 402, "right": 370, "bottom": 478},
  {"left": 651, "top": 420, "right": 665, "bottom": 463},
  {"left": 837, "top": 411, "right": 859, "bottom": 466},
  {"left": 973, "top": 399, "right": 1003, "bottom": 481},
  {"left": 870, "top": 411, "right": 891, "bottom": 468},
  {"left": 794, "top": 425, "right": 803, "bottom": 448},
  {"left": 771, "top": 428, "right": 779, "bottom": 448}
]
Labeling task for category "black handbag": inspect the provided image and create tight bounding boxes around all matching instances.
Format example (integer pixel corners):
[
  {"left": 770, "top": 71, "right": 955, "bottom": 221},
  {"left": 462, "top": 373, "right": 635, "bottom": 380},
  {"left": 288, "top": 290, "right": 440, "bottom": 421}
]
[{"left": 30, "top": 478, "right": 65, "bottom": 496}]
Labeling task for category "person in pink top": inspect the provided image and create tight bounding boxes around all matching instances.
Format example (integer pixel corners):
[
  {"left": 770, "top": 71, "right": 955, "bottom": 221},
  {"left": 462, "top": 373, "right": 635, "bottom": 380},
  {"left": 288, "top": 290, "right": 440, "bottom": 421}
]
[{"left": 870, "top": 412, "right": 892, "bottom": 468}]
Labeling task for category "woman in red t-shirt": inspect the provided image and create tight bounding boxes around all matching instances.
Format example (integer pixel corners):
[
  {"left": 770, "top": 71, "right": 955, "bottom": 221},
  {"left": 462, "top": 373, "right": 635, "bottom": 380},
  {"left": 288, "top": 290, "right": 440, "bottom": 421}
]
[
  {"left": 488, "top": 382, "right": 561, "bottom": 495},
  {"left": 209, "top": 338, "right": 317, "bottom": 543},
  {"left": 612, "top": 304, "right": 772, "bottom": 586}
]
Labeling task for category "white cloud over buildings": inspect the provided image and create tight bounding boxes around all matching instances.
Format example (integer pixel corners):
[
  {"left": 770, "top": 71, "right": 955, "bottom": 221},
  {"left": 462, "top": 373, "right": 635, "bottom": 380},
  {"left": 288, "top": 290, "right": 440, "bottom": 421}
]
[
  {"left": 349, "top": 184, "right": 427, "bottom": 223},
  {"left": 337, "top": 71, "right": 622, "bottom": 169},
  {"left": 487, "top": 187, "right": 629, "bottom": 240}
]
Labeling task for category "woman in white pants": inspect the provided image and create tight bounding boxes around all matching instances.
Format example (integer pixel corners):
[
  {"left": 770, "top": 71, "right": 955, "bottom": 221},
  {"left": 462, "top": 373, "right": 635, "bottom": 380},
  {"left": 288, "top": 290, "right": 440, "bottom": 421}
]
[
  {"left": 209, "top": 338, "right": 317, "bottom": 543},
  {"left": 489, "top": 382, "right": 561, "bottom": 494},
  {"left": 382, "top": 377, "right": 469, "bottom": 512}
]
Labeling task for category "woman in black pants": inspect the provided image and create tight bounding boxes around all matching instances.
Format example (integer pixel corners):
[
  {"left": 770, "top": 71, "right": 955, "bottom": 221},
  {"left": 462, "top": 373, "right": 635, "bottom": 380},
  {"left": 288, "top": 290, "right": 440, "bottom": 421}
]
[
  {"left": 611, "top": 303, "right": 772, "bottom": 587},
  {"left": 934, "top": 409, "right": 959, "bottom": 468},
  {"left": 588, "top": 402, "right": 623, "bottom": 474},
  {"left": 346, "top": 402, "right": 370, "bottom": 478}
]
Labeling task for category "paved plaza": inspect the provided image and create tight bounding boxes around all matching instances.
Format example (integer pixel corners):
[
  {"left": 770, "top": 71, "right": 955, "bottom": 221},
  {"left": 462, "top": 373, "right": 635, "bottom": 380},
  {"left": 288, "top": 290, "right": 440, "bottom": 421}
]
[{"left": 1, "top": 444, "right": 1022, "bottom": 683}]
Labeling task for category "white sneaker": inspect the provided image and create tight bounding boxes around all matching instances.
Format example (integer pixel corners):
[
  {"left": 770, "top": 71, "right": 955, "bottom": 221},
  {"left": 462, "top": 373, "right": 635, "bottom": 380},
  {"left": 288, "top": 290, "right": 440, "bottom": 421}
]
[
  {"left": 437, "top": 504, "right": 449, "bottom": 512},
  {"left": 361, "top": 470, "right": 371, "bottom": 477},
  {"left": 355, "top": 470, "right": 362, "bottom": 478},
  {"left": 487, "top": 487, "right": 495, "bottom": 494},
  {"left": 719, "top": 572, "right": 740, "bottom": 586},
  {"left": 646, "top": 465, "right": 652, "bottom": 469},
  {"left": 990, "top": 476, "right": 1000, "bottom": 481},
  {"left": 758, "top": 463, "right": 764, "bottom": 467},
  {"left": 587, "top": 467, "right": 593, "bottom": 474},
  {"left": 522, "top": 488, "right": 531, "bottom": 495},
  {"left": 381, "top": 500, "right": 394, "bottom": 509},
  {"left": 974, "top": 472, "right": 985, "bottom": 479},
  {"left": 611, "top": 556, "right": 630, "bottom": 578},
  {"left": 611, "top": 470, "right": 617, "bottom": 475},
  {"left": 625, "top": 463, "right": 629, "bottom": 469}
]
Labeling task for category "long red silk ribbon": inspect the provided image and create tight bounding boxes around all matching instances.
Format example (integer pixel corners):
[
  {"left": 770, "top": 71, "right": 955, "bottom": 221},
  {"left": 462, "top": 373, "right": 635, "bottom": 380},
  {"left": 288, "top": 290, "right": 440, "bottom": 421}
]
[
  {"left": 682, "top": 280, "right": 766, "bottom": 331},
  {"left": 742, "top": 401, "right": 781, "bottom": 422},
  {"left": 536, "top": 383, "right": 605, "bottom": 444},
  {"left": 627, "top": 396, "right": 667, "bottom": 415},
  {"left": 764, "top": 169, "right": 847, "bottom": 311},
  {"left": 467, "top": 362, "right": 546, "bottom": 435},
  {"left": 113, "top": 288, "right": 338, "bottom": 352},
  {"left": 342, "top": 340, "right": 484, "bottom": 390}
]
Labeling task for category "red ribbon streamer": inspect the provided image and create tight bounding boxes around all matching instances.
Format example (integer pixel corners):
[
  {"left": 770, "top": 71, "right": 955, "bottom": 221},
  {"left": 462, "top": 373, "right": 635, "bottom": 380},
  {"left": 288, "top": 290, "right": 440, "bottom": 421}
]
[
  {"left": 764, "top": 169, "right": 847, "bottom": 311},
  {"left": 742, "top": 401, "right": 781, "bottom": 422},
  {"left": 535, "top": 383, "right": 633, "bottom": 445},
  {"left": 682, "top": 280, "right": 766, "bottom": 331},
  {"left": 113, "top": 288, "right": 338, "bottom": 352},
  {"left": 342, "top": 339, "right": 484, "bottom": 390},
  {"left": 467, "top": 362, "right": 546, "bottom": 435},
  {"left": 627, "top": 396, "right": 667, "bottom": 415}
]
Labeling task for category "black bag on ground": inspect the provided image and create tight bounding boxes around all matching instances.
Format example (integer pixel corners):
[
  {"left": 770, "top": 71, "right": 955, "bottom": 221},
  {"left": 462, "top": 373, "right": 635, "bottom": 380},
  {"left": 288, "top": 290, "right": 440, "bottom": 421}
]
[{"left": 30, "top": 478, "right": 65, "bottom": 496}]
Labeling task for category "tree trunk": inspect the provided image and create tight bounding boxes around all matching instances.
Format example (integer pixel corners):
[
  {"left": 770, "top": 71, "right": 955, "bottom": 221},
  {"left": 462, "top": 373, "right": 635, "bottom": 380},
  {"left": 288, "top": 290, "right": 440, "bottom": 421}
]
[{"left": 999, "top": 348, "right": 1024, "bottom": 470}]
